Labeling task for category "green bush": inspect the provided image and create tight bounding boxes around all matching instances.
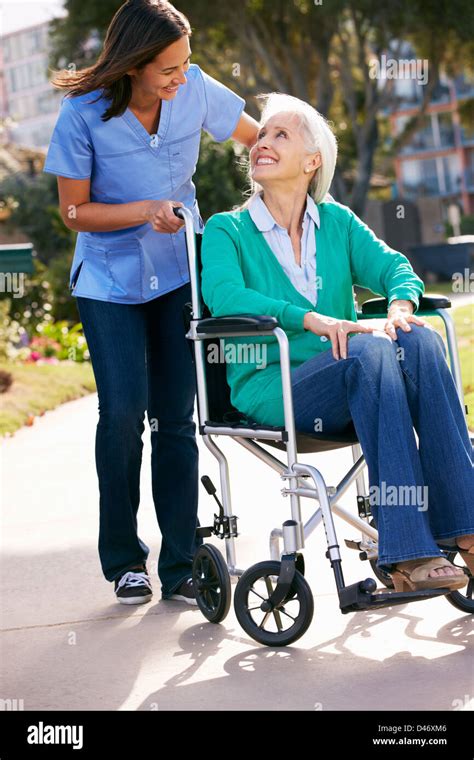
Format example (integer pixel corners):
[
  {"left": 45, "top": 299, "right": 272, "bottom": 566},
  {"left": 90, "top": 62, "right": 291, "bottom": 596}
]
[
  {"left": 193, "top": 133, "right": 248, "bottom": 221},
  {"left": 446, "top": 214, "right": 474, "bottom": 237},
  {"left": 36, "top": 321, "right": 89, "bottom": 362},
  {"left": 0, "top": 172, "right": 75, "bottom": 266},
  {"left": 0, "top": 298, "right": 28, "bottom": 361},
  {"left": 46, "top": 251, "right": 81, "bottom": 324}
]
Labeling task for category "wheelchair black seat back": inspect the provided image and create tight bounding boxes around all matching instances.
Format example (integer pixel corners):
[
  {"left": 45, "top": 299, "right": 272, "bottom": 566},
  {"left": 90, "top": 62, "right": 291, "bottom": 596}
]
[
  {"left": 182, "top": 234, "right": 359, "bottom": 453},
  {"left": 175, "top": 206, "right": 473, "bottom": 648}
]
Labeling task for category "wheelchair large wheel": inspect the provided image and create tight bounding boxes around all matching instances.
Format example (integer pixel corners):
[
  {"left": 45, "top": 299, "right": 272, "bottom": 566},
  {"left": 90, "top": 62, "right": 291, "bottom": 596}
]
[
  {"left": 233, "top": 560, "right": 314, "bottom": 647},
  {"left": 192, "top": 544, "right": 231, "bottom": 623},
  {"left": 445, "top": 550, "right": 474, "bottom": 614}
]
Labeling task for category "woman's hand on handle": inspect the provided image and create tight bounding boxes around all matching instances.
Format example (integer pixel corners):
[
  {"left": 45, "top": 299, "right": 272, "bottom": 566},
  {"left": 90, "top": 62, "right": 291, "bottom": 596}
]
[
  {"left": 144, "top": 200, "right": 185, "bottom": 233},
  {"left": 303, "top": 311, "right": 376, "bottom": 361},
  {"left": 56, "top": 177, "right": 185, "bottom": 234}
]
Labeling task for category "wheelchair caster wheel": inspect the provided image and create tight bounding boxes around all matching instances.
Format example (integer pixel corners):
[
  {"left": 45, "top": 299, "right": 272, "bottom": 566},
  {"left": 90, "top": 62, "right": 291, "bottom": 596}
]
[
  {"left": 234, "top": 560, "right": 314, "bottom": 647},
  {"left": 192, "top": 544, "right": 231, "bottom": 623},
  {"left": 445, "top": 550, "right": 474, "bottom": 614}
]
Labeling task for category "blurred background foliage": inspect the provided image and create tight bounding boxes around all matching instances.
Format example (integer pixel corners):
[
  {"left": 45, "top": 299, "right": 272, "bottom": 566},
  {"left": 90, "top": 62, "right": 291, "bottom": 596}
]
[{"left": 0, "top": 0, "right": 473, "bottom": 354}]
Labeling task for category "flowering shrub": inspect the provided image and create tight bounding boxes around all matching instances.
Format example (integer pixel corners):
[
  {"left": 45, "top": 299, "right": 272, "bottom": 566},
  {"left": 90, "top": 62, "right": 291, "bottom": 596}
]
[
  {"left": 24, "top": 336, "right": 61, "bottom": 364},
  {"left": 0, "top": 298, "right": 89, "bottom": 363},
  {"left": 35, "top": 321, "right": 89, "bottom": 363},
  {"left": 0, "top": 299, "right": 29, "bottom": 361}
]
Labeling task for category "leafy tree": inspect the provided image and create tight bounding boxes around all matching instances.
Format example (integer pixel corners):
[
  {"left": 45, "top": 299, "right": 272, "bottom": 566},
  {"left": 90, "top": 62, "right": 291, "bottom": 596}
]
[
  {"left": 193, "top": 133, "right": 248, "bottom": 220},
  {"left": 48, "top": 0, "right": 474, "bottom": 216},
  {"left": 0, "top": 172, "right": 75, "bottom": 265}
]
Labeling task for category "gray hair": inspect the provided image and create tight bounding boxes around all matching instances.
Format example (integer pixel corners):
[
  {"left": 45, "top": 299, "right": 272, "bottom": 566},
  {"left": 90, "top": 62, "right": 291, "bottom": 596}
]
[{"left": 237, "top": 92, "right": 338, "bottom": 209}]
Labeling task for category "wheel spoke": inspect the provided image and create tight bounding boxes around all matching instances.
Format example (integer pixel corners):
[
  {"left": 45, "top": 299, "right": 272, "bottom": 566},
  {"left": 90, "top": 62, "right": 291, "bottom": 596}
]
[
  {"left": 249, "top": 575, "right": 299, "bottom": 630},
  {"left": 248, "top": 586, "right": 267, "bottom": 602},
  {"left": 203, "top": 589, "right": 213, "bottom": 610},
  {"left": 208, "top": 589, "right": 220, "bottom": 605},
  {"left": 199, "top": 578, "right": 220, "bottom": 592},
  {"left": 272, "top": 608, "right": 283, "bottom": 631},
  {"left": 277, "top": 606, "right": 297, "bottom": 622},
  {"left": 264, "top": 576, "right": 274, "bottom": 597}
]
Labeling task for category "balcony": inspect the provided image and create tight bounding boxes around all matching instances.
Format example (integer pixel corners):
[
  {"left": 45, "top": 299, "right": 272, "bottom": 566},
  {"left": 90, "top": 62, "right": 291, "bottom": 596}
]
[
  {"left": 400, "top": 131, "right": 455, "bottom": 156},
  {"left": 400, "top": 133, "right": 435, "bottom": 155},
  {"left": 401, "top": 173, "right": 463, "bottom": 199}
]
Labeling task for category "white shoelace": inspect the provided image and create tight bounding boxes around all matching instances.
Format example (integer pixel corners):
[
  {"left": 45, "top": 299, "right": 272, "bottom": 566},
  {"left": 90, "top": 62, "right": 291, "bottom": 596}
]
[{"left": 117, "top": 571, "right": 152, "bottom": 591}]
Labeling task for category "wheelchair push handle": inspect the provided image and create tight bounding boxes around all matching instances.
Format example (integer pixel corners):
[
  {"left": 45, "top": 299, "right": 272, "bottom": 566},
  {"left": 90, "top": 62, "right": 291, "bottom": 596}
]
[
  {"left": 201, "top": 475, "right": 216, "bottom": 496},
  {"left": 171, "top": 204, "right": 202, "bottom": 320},
  {"left": 172, "top": 204, "right": 197, "bottom": 254}
]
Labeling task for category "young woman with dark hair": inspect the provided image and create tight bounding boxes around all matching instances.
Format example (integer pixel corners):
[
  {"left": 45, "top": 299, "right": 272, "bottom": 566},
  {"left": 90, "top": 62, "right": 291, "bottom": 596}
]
[{"left": 44, "top": 0, "right": 259, "bottom": 606}]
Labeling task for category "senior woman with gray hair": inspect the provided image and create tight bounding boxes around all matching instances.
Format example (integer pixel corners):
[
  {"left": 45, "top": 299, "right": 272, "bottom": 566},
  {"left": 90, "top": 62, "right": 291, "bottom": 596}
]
[{"left": 200, "top": 93, "right": 474, "bottom": 594}]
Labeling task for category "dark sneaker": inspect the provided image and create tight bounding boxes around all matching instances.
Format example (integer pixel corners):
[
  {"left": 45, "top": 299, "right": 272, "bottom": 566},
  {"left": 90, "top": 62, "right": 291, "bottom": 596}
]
[
  {"left": 114, "top": 565, "right": 153, "bottom": 605},
  {"left": 163, "top": 578, "right": 197, "bottom": 606}
]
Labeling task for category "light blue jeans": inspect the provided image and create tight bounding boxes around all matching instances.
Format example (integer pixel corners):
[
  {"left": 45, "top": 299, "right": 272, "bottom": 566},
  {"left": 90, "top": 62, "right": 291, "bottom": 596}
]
[{"left": 290, "top": 324, "right": 474, "bottom": 572}]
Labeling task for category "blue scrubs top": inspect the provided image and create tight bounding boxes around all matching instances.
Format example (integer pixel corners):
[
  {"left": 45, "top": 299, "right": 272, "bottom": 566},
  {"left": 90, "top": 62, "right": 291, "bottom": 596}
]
[{"left": 43, "top": 64, "right": 245, "bottom": 303}]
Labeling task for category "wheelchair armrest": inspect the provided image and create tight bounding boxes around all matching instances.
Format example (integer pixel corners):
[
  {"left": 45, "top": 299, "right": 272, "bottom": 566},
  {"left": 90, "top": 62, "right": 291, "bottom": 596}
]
[
  {"left": 360, "top": 293, "right": 451, "bottom": 316},
  {"left": 195, "top": 314, "right": 279, "bottom": 335}
]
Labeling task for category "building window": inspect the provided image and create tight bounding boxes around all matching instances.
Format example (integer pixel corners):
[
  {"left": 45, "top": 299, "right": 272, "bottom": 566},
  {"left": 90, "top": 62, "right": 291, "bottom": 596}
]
[
  {"left": 401, "top": 158, "right": 440, "bottom": 197},
  {"left": 442, "top": 155, "right": 462, "bottom": 194}
]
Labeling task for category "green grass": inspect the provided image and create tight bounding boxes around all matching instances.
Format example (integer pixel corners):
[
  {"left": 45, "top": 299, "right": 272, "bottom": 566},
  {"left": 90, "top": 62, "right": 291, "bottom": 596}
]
[
  {"left": 0, "top": 361, "right": 96, "bottom": 436},
  {"left": 426, "top": 303, "right": 474, "bottom": 433}
]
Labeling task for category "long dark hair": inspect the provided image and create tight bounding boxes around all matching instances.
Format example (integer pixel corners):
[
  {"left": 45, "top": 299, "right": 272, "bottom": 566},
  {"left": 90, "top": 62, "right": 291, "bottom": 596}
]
[{"left": 50, "top": 0, "right": 192, "bottom": 121}]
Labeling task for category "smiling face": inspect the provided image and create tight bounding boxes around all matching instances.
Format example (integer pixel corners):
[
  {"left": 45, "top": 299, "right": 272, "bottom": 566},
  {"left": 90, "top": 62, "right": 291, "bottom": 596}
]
[
  {"left": 250, "top": 112, "right": 321, "bottom": 189},
  {"left": 128, "top": 35, "right": 191, "bottom": 101}
]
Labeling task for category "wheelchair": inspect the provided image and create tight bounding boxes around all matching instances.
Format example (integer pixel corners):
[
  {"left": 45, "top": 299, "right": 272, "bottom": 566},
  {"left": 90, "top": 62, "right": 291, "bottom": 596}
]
[{"left": 174, "top": 207, "right": 474, "bottom": 647}]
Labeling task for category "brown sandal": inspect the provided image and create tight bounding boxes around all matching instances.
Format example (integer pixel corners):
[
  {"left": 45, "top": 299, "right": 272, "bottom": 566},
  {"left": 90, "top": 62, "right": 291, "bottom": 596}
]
[{"left": 389, "top": 557, "right": 468, "bottom": 593}]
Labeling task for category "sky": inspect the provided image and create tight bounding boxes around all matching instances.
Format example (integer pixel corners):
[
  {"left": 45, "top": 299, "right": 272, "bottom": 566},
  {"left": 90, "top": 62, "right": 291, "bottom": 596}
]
[{"left": 0, "top": 0, "right": 66, "bottom": 36}]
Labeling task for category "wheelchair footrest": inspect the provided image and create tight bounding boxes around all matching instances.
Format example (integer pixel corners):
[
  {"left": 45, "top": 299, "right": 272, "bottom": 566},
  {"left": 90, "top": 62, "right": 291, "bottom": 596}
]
[
  {"left": 339, "top": 579, "right": 449, "bottom": 613},
  {"left": 344, "top": 539, "right": 361, "bottom": 551}
]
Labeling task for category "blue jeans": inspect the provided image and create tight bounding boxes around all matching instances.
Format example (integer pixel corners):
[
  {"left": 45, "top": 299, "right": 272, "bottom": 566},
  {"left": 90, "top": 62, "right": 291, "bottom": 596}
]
[
  {"left": 290, "top": 324, "right": 474, "bottom": 572},
  {"left": 77, "top": 282, "right": 203, "bottom": 595}
]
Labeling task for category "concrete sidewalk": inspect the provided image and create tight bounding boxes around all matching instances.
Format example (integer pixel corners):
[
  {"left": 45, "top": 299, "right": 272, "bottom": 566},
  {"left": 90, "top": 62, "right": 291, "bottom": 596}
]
[{"left": 1, "top": 393, "right": 473, "bottom": 711}]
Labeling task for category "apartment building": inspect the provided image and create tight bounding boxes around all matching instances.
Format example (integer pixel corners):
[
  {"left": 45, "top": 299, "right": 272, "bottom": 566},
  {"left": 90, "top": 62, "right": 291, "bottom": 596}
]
[
  {"left": 1, "top": 20, "right": 62, "bottom": 149},
  {"left": 391, "top": 72, "right": 474, "bottom": 217}
]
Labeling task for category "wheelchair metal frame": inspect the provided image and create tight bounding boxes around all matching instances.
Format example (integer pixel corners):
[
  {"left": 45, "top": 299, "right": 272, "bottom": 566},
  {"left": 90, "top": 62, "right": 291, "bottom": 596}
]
[{"left": 177, "top": 206, "right": 472, "bottom": 614}]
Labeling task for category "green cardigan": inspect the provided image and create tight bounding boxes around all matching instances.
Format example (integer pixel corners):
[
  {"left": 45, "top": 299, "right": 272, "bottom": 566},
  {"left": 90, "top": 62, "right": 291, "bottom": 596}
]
[{"left": 200, "top": 200, "right": 424, "bottom": 427}]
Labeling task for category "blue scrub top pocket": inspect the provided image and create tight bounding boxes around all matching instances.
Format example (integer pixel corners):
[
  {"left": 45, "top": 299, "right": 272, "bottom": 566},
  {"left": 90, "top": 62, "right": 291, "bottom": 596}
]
[
  {"left": 70, "top": 260, "right": 84, "bottom": 292},
  {"left": 168, "top": 129, "right": 201, "bottom": 192},
  {"left": 105, "top": 241, "right": 143, "bottom": 300}
]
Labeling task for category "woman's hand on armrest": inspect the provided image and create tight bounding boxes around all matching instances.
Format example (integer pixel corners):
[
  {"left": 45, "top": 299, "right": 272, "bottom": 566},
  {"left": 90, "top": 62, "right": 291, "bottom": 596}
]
[
  {"left": 383, "top": 299, "right": 432, "bottom": 340},
  {"left": 303, "top": 311, "right": 376, "bottom": 361}
]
